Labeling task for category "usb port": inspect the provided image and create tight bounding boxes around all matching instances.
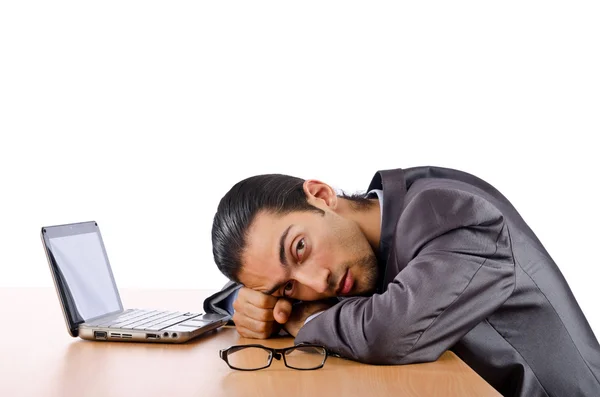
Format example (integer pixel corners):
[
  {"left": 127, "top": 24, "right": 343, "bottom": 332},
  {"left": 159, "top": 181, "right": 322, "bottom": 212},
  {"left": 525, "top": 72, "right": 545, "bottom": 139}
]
[
  {"left": 146, "top": 333, "right": 160, "bottom": 340},
  {"left": 94, "top": 331, "right": 107, "bottom": 340}
]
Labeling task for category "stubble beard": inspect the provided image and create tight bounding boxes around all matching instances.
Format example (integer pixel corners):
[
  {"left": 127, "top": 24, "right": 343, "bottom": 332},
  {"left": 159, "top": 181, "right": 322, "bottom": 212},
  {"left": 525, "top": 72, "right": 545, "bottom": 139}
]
[
  {"left": 355, "top": 253, "right": 379, "bottom": 295},
  {"left": 332, "top": 253, "right": 378, "bottom": 297}
]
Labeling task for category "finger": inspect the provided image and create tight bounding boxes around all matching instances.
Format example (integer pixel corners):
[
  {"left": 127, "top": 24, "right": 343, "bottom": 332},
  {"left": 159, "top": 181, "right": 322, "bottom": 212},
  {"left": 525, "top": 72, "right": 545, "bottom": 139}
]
[
  {"left": 232, "top": 298, "right": 275, "bottom": 322},
  {"left": 235, "top": 324, "right": 271, "bottom": 340},
  {"left": 243, "top": 304, "right": 276, "bottom": 322},
  {"left": 238, "top": 287, "right": 278, "bottom": 309},
  {"left": 232, "top": 293, "right": 276, "bottom": 321},
  {"left": 232, "top": 312, "right": 273, "bottom": 336},
  {"left": 273, "top": 298, "right": 293, "bottom": 324}
]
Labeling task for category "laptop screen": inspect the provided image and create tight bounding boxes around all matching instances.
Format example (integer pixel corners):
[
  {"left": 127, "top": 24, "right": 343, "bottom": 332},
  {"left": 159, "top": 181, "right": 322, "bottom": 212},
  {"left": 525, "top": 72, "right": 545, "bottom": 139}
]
[{"left": 42, "top": 222, "right": 123, "bottom": 334}]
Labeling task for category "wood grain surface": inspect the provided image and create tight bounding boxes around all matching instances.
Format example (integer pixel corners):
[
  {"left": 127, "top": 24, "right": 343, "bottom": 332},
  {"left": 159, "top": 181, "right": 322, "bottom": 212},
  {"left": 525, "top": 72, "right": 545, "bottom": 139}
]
[{"left": 0, "top": 288, "right": 501, "bottom": 397}]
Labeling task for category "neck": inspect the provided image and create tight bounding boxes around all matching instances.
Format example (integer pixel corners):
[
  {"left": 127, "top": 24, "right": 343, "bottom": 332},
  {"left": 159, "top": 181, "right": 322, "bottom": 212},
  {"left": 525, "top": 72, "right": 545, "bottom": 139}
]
[{"left": 337, "top": 198, "right": 381, "bottom": 250}]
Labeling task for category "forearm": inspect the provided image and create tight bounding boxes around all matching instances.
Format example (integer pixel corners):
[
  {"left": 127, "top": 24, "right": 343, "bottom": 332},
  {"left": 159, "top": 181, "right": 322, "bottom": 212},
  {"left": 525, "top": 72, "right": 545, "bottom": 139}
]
[
  {"left": 295, "top": 230, "right": 515, "bottom": 364},
  {"left": 295, "top": 260, "right": 514, "bottom": 365}
]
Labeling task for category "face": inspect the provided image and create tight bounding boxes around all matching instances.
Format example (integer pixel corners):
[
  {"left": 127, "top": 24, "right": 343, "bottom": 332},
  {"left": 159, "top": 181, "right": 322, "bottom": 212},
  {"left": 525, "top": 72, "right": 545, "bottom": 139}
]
[{"left": 239, "top": 198, "right": 378, "bottom": 301}]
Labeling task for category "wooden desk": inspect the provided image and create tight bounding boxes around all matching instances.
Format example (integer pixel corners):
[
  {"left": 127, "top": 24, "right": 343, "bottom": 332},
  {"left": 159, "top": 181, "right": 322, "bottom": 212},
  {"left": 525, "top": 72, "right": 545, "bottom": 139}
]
[{"left": 0, "top": 288, "right": 500, "bottom": 397}]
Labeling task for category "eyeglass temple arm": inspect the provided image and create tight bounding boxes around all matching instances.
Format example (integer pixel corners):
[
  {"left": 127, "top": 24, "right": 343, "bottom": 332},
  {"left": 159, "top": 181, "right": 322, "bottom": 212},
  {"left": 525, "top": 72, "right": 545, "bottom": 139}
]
[
  {"left": 272, "top": 344, "right": 327, "bottom": 353},
  {"left": 219, "top": 346, "right": 248, "bottom": 360},
  {"left": 220, "top": 345, "right": 280, "bottom": 360}
]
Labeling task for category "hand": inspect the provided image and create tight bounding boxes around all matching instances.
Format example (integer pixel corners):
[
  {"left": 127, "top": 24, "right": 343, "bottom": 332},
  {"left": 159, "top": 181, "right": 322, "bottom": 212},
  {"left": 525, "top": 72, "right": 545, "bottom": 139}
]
[
  {"left": 232, "top": 287, "right": 293, "bottom": 339},
  {"left": 283, "top": 299, "right": 338, "bottom": 337}
]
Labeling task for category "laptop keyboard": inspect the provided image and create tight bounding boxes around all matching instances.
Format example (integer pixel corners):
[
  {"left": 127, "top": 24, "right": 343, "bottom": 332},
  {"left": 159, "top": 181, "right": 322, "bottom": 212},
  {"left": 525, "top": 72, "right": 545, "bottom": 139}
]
[{"left": 88, "top": 309, "right": 206, "bottom": 331}]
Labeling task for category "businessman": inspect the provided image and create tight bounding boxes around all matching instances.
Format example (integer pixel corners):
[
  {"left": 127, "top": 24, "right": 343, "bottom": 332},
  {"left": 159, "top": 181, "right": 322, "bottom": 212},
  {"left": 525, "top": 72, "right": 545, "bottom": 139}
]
[{"left": 207, "top": 166, "right": 600, "bottom": 397}]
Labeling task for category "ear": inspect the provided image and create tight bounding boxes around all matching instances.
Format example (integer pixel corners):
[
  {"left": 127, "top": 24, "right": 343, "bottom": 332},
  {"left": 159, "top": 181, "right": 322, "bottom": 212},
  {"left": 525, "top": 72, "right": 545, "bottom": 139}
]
[{"left": 303, "top": 180, "right": 338, "bottom": 209}]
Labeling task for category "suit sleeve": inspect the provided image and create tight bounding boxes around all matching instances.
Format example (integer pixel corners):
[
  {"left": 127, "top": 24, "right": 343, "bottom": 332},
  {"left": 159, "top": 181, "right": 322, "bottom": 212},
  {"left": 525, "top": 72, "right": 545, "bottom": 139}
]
[
  {"left": 295, "top": 187, "right": 516, "bottom": 364},
  {"left": 203, "top": 281, "right": 242, "bottom": 319}
]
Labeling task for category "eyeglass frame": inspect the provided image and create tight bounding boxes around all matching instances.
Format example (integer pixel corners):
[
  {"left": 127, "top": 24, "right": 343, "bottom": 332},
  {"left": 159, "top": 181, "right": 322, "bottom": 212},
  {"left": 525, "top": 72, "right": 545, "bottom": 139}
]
[{"left": 219, "top": 342, "right": 329, "bottom": 371}]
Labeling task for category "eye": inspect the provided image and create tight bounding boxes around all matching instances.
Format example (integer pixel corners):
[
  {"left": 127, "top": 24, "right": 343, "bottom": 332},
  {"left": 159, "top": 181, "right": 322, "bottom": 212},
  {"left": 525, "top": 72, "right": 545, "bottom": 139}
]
[
  {"left": 296, "top": 238, "right": 306, "bottom": 261},
  {"left": 282, "top": 281, "right": 294, "bottom": 297}
]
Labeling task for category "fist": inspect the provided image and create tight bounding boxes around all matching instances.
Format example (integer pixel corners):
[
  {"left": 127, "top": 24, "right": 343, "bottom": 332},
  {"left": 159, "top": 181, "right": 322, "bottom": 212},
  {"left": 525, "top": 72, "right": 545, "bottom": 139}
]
[
  {"left": 232, "top": 287, "right": 293, "bottom": 339},
  {"left": 283, "top": 299, "right": 338, "bottom": 337}
]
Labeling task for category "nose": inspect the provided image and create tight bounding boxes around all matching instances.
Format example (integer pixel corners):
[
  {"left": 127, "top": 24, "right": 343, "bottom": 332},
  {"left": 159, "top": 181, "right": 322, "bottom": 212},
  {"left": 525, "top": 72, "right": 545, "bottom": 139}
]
[{"left": 293, "top": 265, "right": 331, "bottom": 294}]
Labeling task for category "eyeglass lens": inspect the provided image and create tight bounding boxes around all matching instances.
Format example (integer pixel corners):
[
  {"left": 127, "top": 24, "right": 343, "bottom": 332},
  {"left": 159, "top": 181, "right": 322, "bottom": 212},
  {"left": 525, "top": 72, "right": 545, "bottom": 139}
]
[
  {"left": 227, "top": 347, "right": 272, "bottom": 370},
  {"left": 284, "top": 346, "right": 326, "bottom": 369}
]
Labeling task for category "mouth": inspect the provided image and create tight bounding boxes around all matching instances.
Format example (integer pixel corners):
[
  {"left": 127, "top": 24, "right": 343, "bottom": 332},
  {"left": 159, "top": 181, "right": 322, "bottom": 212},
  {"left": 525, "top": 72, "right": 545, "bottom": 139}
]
[{"left": 336, "top": 269, "right": 354, "bottom": 296}]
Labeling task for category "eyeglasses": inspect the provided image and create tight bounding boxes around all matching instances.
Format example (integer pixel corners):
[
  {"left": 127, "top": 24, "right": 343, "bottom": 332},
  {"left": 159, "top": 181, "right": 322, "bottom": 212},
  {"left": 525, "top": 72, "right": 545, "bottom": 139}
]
[{"left": 219, "top": 343, "right": 329, "bottom": 371}]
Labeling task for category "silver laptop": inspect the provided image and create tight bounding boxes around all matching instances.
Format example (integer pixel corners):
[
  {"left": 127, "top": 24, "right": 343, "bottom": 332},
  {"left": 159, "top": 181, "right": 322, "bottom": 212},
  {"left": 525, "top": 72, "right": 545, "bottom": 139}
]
[{"left": 40, "top": 221, "right": 230, "bottom": 343}]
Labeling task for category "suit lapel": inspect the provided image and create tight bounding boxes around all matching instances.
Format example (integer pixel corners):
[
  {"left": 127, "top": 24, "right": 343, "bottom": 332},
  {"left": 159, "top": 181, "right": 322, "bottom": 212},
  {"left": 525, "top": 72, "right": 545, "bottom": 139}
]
[{"left": 367, "top": 168, "right": 407, "bottom": 292}]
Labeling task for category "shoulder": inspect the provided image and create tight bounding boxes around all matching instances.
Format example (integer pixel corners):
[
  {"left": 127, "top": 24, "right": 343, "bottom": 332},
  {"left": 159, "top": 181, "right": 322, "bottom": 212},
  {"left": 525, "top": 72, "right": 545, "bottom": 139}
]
[
  {"left": 396, "top": 181, "right": 508, "bottom": 258},
  {"left": 404, "top": 178, "right": 503, "bottom": 220}
]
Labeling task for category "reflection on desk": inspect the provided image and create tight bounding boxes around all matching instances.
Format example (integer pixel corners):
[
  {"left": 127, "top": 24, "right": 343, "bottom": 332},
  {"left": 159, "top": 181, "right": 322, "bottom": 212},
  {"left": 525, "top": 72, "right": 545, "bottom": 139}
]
[{"left": 0, "top": 288, "right": 501, "bottom": 397}]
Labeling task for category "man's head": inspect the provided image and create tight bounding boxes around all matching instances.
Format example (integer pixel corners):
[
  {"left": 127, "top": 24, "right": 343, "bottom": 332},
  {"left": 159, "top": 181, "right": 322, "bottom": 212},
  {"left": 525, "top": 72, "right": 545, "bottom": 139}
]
[{"left": 211, "top": 174, "right": 380, "bottom": 301}]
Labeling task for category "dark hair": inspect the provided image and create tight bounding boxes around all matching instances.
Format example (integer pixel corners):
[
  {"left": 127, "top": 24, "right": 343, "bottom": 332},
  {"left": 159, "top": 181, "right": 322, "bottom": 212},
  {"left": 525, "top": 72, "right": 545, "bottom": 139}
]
[
  {"left": 339, "top": 190, "right": 376, "bottom": 210},
  {"left": 211, "top": 174, "right": 324, "bottom": 282}
]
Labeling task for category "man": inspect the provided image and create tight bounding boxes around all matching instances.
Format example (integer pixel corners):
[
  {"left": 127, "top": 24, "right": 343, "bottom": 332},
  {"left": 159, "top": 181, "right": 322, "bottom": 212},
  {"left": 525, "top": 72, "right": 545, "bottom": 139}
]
[{"left": 206, "top": 166, "right": 600, "bottom": 397}]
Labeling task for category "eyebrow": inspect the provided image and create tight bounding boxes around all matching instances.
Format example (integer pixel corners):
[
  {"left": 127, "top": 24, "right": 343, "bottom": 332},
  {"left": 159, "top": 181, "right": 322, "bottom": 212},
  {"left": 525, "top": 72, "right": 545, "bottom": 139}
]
[
  {"left": 263, "top": 224, "right": 293, "bottom": 296},
  {"left": 279, "top": 224, "right": 293, "bottom": 267}
]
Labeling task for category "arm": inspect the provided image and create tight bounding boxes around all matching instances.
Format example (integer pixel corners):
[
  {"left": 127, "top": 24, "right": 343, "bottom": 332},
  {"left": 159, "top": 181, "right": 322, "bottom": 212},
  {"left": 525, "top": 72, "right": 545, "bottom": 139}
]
[{"left": 295, "top": 188, "right": 516, "bottom": 364}]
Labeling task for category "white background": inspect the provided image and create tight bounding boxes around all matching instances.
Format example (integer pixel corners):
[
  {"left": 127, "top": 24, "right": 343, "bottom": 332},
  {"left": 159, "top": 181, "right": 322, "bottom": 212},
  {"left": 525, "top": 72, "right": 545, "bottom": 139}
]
[{"left": 1, "top": 2, "right": 598, "bottom": 335}]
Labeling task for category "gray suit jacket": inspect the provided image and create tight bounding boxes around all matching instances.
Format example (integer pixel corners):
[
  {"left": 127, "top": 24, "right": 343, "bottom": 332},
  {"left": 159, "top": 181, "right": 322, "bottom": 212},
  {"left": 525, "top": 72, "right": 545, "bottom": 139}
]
[{"left": 207, "top": 167, "right": 600, "bottom": 397}]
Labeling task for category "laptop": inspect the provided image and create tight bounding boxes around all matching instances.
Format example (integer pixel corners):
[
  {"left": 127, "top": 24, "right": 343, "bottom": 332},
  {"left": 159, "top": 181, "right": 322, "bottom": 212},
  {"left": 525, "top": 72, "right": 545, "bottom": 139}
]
[{"left": 40, "top": 221, "right": 230, "bottom": 343}]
